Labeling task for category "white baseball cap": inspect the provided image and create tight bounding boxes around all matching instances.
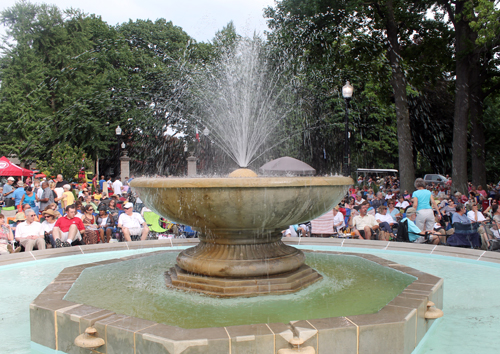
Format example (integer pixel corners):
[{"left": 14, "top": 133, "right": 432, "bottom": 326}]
[{"left": 124, "top": 202, "right": 133, "bottom": 209}]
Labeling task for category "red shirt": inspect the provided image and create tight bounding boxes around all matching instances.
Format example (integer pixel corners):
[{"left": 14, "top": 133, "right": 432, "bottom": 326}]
[{"left": 54, "top": 216, "right": 85, "bottom": 233}]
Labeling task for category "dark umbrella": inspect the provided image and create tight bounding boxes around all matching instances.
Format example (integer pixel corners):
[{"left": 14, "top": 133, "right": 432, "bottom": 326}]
[{"left": 259, "top": 157, "right": 316, "bottom": 176}]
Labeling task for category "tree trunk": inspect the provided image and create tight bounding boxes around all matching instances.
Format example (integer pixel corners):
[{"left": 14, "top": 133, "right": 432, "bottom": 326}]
[
  {"left": 451, "top": 1, "right": 471, "bottom": 194},
  {"left": 470, "top": 68, "right": 486, "bottom": 187},
  {"left": 384, "top": 1, "right": 415, "bottom": 193}
]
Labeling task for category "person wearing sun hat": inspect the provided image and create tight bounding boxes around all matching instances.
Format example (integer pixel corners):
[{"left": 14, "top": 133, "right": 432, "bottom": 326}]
[
  {"left": 117, "top": 202, "right": 149, "bottom": 241},
  {"left": 41, "top": 209, "right": 58, "bottom": 248},
  {"left": 401, "top": 207, "right": 440, "bottom": 244}
]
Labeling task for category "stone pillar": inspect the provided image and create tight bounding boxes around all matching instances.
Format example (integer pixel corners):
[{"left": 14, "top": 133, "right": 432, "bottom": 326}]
[
  {"left": 120, "top": 151, "right": 131, "bottom": 183},
  {"left": 187, "top": 155, "right": 197, "bottom": 177}
]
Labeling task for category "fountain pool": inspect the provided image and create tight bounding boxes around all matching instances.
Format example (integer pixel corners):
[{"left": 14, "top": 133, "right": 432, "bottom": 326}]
[{"left": 1, "top": 240, "right": 499, "bottom": 354}]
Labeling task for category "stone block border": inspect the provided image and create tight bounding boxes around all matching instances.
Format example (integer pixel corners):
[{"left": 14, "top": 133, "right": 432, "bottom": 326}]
[
  {"left": 2, "top": 237, "right": 500, "bottom": 268},
  {"left": 30, "top": 246, "right": 443, "bottom": 354}
]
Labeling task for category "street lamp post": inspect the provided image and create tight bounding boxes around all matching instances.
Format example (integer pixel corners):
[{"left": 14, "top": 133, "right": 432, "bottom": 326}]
[
  {"left": 342, "top": 81, "right": 353, "bottom": 177},
  {"left": 203, "top": 127, "right": 210, "bottom": 173},
  {"left": 115, "top": 125, "right": 122, "bottom": 178}
]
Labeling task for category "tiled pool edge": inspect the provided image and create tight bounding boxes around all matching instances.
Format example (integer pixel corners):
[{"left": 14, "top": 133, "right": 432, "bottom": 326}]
[{"left": 30, "top": 250, "right": 443, "bottom": 354}]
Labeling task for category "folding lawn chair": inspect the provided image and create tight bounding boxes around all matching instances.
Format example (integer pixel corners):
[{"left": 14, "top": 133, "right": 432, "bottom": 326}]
[{"left": 143, "top": 211, "right": 168, "bottom": 239}]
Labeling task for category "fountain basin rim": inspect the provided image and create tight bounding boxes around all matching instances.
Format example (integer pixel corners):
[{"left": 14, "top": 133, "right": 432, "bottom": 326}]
[{"left": 130, "top": 176, "right": 353, "bottom": 189}]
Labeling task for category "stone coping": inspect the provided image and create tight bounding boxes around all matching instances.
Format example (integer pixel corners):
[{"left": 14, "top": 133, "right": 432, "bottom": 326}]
[
  {"left": 2, "top": 237, "right": 499, "bottom": 267},
  {"left": 130, "top": 176, "right": 353, "bottom": 188},
  {"left": 30, "top": 250, "right": 443, "bottom": 354}
]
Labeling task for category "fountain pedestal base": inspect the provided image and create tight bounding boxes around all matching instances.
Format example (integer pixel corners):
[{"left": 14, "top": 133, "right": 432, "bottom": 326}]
[{"left": 165, "top": 264, "right": 323, "bottom": 297}]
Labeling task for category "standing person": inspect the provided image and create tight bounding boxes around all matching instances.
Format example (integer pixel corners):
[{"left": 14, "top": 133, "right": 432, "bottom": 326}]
[
  {"left": 15, "top": 210, "right": 45, "bottom": 251},
  {"left": 39, "top": 182, "right": 54, "bottom": 212},
  {"left": 118, "top": 202, "right": 149, "bottom": 241},
  {"left": 80, "top": 205, "right": 99, "bottom": 245},
  {"left": 20, "top": 186, "right": 38, "bottom": 215},
  {"left": 92, "top": 175, "right": 98, "bottom": 193},
  {"left": 112, "top": 177, "right": 123, "bottom": 197},
  {"left": 0, "top": 187, "right": 4, "bottom": 210},
  {"left": 13, "top": 181, "right": 25, "bottom": 209},
  {"left": 52, "top": 205, "right": 85, "bottom": 247},
  {"left": 412, "top": 178, "right": 441, "bottom": 232},
  {"left": 55, "top": 174, "right": 70, "bottom": 188},
  {"left": 0, "top": 214, "right": 19, "bottom": 254},
  {"left": 61, "top": 184, "right": 75, "bottom": 210},
  {"left": 3, "top": 177, "right": 16, "bottom": 207},
  {"left": 34, "top": 179, "right": 43, "bottom": 211},
  {"left": 99, "top": 176, "right": 106, "bottom": 192}
]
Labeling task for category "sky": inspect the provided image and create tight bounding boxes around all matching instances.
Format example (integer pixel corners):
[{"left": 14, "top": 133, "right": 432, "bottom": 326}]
[{"left": 1, "top": 0, "right": 276, "bottom": 42}]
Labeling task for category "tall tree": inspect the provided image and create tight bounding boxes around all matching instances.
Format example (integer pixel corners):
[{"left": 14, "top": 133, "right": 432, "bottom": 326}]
[
  {"left": 265, "top": 0, "right": 451, "bottom": 189},
  {"left": 437, "top": 0, "right": 500, "bottom": 192}
]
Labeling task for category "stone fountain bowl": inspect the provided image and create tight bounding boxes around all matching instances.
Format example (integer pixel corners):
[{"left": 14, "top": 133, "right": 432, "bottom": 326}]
[{"left": 131, "top": 176, "right": 352, "bottom": 279}]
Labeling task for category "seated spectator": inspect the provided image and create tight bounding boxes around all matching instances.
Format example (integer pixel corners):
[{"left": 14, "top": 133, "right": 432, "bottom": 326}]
[
  {"left": 74, "top": 201, "right": 84, "bottom": 218},
  {"left": 477, "top": 185, "right": 487, "bottom": 198},
  {"left": 371, "top": 192, "right": 385, "bottom": 210},
  {"left": 332, "top": 206, "right": 345, "bottom": 234},
  {"left": 83, "top": 195, "right": 98, "bottom": 213},
  {"left": 366, "top": 189, "right": 374, "bottom": 202},
  {"left": 107, "top": 199, "right": 120, "bottom": 222},
  {"left": 465, "top": 203, "right": 492, "bottom": 249},
  {"left": 375, "top": 205, "right": 396, "bottom": 240},
  {"left": 354, "top": 192, "right": 365, "bottom": 206},
  {"left": 385, "top": 189, "right": 395, "bottom": 200},
  {"left": 395, "top": 195, "right": 410, "bottom": 211},
  {"left": 387, "top": 200, "right": 401, "bottom": 221},
  {"left": 80, "top": 205, "right": 99, "bottom": 245},
  {"left": 15, "top": 210, "right": 45, "bottom": 251},
  {"left": 118, "top": 202, "right": 149, "bottom": 241},
  {"left": 400, "top": 207, "right": 440, "bottom": 244},
  {"left": 53, "top": 205, "right": 85, "bottom": 247},
  {"left": 350, "top": 201, "right": 379, "bottom": 240},
  {"left": 0, "top": 214, "right": 19, "bottom": 253},
  {"left": 93, "top": 189, "right": 103, "bottom": 201},
  {"left": 283, "top": 224, "right": 308, "bottom": 237},
  {"left": 97, "top": 209, "right": 114, "bottom": 243},
  {"left": 453, "top": 203, "right": 489, "bottom": 249},
  {"left": 41, "top": 209, "right": 58, "bottom": 248}
]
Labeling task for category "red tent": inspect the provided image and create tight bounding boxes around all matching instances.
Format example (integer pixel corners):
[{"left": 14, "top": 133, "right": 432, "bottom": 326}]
[{"left": 0, "top": 156, "right": 34, "bottom": 177}]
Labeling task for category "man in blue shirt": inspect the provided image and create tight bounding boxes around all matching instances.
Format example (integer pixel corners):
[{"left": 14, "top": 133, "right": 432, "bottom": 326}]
[
  {"left": 2, "top": 177, "right": 15, "bottom": 206},
  {"left": 99, "top": 176, "right": 105, "bottom": 192},
  {"left": 401, "top": 207, "right": 440, "bottom": 244},
  {"left": 13, "top": 181, "right": 26, "bottom": 207}
]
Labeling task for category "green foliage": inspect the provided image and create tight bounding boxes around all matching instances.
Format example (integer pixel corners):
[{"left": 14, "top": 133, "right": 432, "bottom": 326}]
[{"left": 36, "top": 142, "right": 91, "bottom": 181}]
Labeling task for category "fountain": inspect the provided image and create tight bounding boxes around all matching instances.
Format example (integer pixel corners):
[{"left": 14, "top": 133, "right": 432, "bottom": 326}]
[{"left": 26, "top": 37, "right": 445, "bottom": 354}]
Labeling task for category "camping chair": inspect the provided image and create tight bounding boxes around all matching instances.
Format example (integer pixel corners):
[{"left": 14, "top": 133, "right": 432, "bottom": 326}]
[
  {"left": 310, "top": 209, "right": 335, "bottom": 237},
  {"left": 447, "top": 222, "right": 481, "bottom": 248},
  {"left": 395, "top": 220, "right": 410, "bottom": 242},
  {"left": 182, "top": 225, "right": 197, "bottom": 238},
  {"left": 143, "top": 211, "right": 169, "bottom": 239}
]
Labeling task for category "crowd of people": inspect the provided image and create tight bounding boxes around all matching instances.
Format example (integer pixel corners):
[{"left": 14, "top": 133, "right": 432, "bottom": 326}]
[
  {"left": 3, "top": 171, "right": 500, "bottom": 255},
  {"left": 339, "top": 176, "right": 500, "bottom": 249},
  {"left": 0, "top": 173, "right": 152, "bottom": 254},
  {"left": 285, "top": 175, "right": 500, "bottom": 251}
]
